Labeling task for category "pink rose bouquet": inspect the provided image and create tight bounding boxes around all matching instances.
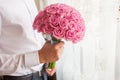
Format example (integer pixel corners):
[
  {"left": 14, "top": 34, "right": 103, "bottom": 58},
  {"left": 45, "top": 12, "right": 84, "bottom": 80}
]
[{"left": 33, "top": 3, "right": 85, "bottom": 69}]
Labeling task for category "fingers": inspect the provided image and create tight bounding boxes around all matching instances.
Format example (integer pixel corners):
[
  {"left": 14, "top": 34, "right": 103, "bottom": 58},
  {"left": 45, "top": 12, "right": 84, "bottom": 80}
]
[
  {"left": 54, "top": 41, "right": 64, "bottom": 60},
  {"left": 46, "top": 68, "right": 56, "bottom": 76},
  {"left": 54, "top": 41, "right": 64, "bottom": 49},
  {"left": 39, "top": 40, "right": 64, "bottom": 63}
]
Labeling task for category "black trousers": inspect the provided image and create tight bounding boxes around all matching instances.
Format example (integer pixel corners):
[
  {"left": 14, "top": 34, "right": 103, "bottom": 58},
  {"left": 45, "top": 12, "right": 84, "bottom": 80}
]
[
  {"left": 47, "top": 73, "right": 56, "bottom": 80},
  {"left": 0, "top": 71, "right": 47, "bottom": 80},
  {"left": 0, "top": 64, "right": 48, "bottom": 80},
  {"left": 0, "top": 64, "right": 57, "bottom": 80}
]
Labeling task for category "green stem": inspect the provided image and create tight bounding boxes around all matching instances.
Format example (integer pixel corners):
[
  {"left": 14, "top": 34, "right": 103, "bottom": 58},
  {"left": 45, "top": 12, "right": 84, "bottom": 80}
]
[{"left": 48, "top": 62, "right": 56, "bottom": 69}]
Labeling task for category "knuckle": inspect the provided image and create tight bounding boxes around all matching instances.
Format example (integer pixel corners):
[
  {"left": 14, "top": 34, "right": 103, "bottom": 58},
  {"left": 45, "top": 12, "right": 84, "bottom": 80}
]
[
  {"left": 55, "top": 54, "right": 60, "bottom": 61},
  {"left": 54, "top": 49, "right": 58, "bottom": 54},
  {"left": 56, "top": 57, "right": 59, "bottom": 61},
  {"left": 53, "top": 45, "right": 57, "bottom": 50}
]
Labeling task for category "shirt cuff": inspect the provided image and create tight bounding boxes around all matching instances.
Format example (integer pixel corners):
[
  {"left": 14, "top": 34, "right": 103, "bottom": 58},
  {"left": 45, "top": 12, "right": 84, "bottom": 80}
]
[{"left": 24, "top": 51, "right": 40, "bottom": 68}]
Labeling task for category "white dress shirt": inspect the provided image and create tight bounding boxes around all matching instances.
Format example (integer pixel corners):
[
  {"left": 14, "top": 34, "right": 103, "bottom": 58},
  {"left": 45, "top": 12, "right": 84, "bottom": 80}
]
[{"left": 0, "top": 0, "right": 45, "bottom": 76}]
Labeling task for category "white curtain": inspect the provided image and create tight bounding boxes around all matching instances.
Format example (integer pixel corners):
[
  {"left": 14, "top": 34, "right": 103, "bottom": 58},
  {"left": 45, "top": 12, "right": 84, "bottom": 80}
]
[
  {"left": 36, "top": 0, "right": 118, "bottom": 80},
  {"left": 116, "top": 1, "right": 120, "bottom": 80}
]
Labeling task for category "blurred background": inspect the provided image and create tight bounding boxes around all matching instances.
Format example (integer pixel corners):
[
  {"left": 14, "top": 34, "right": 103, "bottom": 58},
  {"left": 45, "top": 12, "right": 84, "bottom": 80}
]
[{"left": 34, "top": 0, "right": 119, "bottom": 80}]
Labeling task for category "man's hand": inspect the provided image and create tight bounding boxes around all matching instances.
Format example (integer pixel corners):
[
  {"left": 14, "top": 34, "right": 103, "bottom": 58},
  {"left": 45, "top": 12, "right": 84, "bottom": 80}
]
[
  {"left": 46, "top": 68, "right": 56, "bottom": 76},
  {"left": 38, "top": 40, "right": 64, "bottom": 63}
]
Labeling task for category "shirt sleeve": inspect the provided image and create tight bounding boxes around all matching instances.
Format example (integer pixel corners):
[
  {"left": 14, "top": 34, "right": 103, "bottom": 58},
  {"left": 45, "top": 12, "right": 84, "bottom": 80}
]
[
  {"left": 24, "top": 51, "right": 40, "bottom": 68},
  {"left": 0, "top": 50, "right": 42, "bottom": 75}
]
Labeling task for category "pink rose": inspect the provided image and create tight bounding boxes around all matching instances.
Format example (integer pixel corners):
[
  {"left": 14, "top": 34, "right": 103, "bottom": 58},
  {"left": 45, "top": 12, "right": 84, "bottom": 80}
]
[
  {"left": 65, "top": 30, "right": 75, "bottom": 41},
  {"left": 37, "top": 11, "right": 45, "bottom": 19},
  {"left": 49, "top": 14, "right": 60, "bottom": 28},
  {"left": 33, "top": 19, "right": 41, "bottom": 30},
  {"left": 33, "top": 12, "right": 44, "bottom": 30},
  {"left": 53, "top": 27, "right": 65, "bottom": 39},
  {"left": 56, "top": 5, "right": 68, "bottom": 15},
  {"left": 59, "top": 18, "right": 69, "bottom": 30},
  {"left": 43, "top": 23, "right": 54, "bottom": 34},
  {"left": 45, "top": 4, "right": 59, "bottom": 14},
  {"left": 72, "top": 31, "right": 85, "bottom": 43},
  {"left": 37, "top": 23, "right": 44, "bottom": 32},
  {"left": 68, "top": 21, "right": 76, "bottom": 30}
]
